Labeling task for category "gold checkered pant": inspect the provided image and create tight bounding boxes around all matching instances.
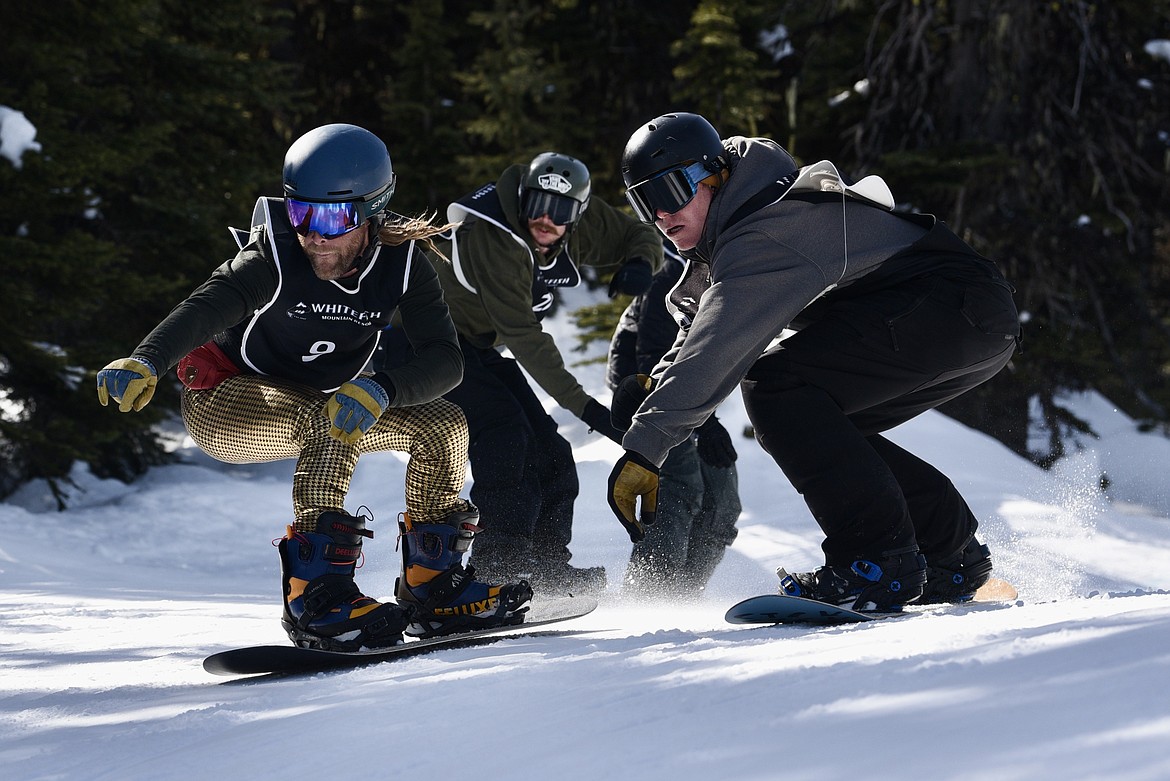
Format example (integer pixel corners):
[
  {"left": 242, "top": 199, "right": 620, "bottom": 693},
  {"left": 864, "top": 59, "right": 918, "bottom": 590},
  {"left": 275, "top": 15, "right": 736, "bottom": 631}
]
[{"left": 181, "top": 375, "right": 470, "bottom": 531}]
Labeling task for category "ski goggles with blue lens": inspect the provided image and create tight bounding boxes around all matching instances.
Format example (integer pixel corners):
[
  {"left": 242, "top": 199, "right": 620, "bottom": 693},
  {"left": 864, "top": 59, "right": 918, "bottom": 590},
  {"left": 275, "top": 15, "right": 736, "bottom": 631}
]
[
  {"left": 285, "top": 179, "right": 396, "bottom": 239},
  {"left": 285, "top": 199, "right": 364, "bottom": 239},
  {"left": 520, "top": 189, "right": 584, "bottom": 226},
  {"left": 624, "top": 161, "right": 713, "bottom": 223}
]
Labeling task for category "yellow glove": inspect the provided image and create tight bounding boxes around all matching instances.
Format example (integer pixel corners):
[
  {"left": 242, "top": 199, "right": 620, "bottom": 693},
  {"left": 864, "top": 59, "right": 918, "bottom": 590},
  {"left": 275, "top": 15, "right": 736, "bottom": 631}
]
[
  {"left": 607, "top": 450, "right": 660, "bottom": 543},
  {"left": 96, "top": 358, "right": 158, "bottom": 412},
  {"left": 324, "top": 378, "right": 390, "bottom": 445}
]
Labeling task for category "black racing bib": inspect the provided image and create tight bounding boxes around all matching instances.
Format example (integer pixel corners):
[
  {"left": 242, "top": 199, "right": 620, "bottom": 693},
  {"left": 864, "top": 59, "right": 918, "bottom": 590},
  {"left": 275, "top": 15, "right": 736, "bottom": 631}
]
[
  {"left": 449, "top": 184, "right": 580, "bottom": 318},
  {"left": 220, "top": 197, "right": 410, "bottom": 392}
]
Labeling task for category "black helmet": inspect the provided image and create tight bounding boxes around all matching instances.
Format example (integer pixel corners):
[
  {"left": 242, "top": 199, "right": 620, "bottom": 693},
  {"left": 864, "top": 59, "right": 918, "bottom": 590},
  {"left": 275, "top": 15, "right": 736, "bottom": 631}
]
[
  {"left": 518, "top": 152, "right": 591, "bottom": 227},
  {"left": 620, "top": 112, "right": 726, "bottom": 223},
  {"left": 282, "top": 124, "right": 396, "bottom": 238},
  {"left": 621, "top": 112, "right": 725, "bottom": 188}
]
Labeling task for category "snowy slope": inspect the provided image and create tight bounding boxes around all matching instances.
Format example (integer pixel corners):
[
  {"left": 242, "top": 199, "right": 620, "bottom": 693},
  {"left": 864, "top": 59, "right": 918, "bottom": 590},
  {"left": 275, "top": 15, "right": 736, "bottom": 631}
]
[{"left": 3, "top": 285, "right": 1170, "bottom": 781}]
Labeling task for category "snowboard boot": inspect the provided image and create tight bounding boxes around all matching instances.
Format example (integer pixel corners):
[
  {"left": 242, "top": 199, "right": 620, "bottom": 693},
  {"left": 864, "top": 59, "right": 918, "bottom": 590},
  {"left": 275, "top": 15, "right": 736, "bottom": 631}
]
[
  {"left": 395, "top": 506, "right": 534, "bottom": 638},
  {"left": 279, "top": 510, "right": 410, "bottom": 652},
  {"left": 465, "top": 535, "right": 534, "bottom": 585},
  {"left": 531, "top": 562, "right": 608, "bottom": 597},
  {"left": 777, "top": 549, "right": 928, "bottom": 613},
  {"left": 919, "top": 538, "right": 994, "bottom": 604}
]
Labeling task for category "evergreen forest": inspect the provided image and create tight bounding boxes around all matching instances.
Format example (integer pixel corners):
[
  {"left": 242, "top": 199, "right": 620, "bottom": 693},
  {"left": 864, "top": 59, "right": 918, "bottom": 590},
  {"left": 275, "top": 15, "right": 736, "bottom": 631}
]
[{"left": 1, "top": 0, "right": 1168, "bottom": 507}]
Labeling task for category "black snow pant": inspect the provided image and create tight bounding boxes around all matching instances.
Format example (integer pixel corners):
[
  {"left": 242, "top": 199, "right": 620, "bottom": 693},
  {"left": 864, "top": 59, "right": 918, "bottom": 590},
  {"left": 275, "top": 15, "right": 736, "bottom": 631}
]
[
  {"left": 741, "top": 268, "right": 1019, "bottom": 566},
  {"left": 442, "top": 338, "right": 580, "bottom": 578}
]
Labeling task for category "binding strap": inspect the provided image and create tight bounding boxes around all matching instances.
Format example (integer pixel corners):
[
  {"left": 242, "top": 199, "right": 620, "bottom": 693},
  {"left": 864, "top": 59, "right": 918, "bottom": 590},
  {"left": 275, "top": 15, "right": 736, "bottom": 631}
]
[
  {"left": 297, "top": 574, "right": 364, "bottom": 627},
  {"left": 415, "top": 564, "right": 477, "bottom": 614}
]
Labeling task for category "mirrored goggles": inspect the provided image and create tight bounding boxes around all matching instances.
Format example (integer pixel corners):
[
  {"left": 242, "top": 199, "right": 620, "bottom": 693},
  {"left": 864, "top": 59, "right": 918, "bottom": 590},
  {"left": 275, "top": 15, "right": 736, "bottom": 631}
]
[
  {"left": 285, "top": 199, "right": 366, "bottom": 239},
  {"left": 624, "top": 161, "right": 712, "bottom": 223},
  {"left": 520, "top": 189, "right": 584, "bottom": 226}
]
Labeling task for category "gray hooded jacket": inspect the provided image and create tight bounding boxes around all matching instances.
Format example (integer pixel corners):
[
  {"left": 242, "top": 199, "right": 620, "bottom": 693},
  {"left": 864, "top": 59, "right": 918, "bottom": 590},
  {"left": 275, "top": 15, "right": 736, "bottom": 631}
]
[{"left": 622, "top": 136, "right": 943, "bottom": 466}]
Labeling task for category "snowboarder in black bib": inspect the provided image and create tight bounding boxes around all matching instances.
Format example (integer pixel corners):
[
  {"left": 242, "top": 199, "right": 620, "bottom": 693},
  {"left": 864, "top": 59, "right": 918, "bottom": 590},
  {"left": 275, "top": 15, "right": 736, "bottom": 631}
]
[
  {"left": 607, "top": 112, "right": 1019, "bottom": 612},
  {"left": 381, "top": 152, "right": 663, "bottom": 595},
  {"left": 97, "top": 124, "right": 531, "bottom": 650}
]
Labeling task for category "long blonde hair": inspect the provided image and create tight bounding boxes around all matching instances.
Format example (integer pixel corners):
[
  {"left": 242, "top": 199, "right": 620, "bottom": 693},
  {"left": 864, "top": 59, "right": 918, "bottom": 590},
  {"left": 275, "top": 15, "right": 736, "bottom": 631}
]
[{"left": 378, "top": 211, "right": 458, "bottom": 260}]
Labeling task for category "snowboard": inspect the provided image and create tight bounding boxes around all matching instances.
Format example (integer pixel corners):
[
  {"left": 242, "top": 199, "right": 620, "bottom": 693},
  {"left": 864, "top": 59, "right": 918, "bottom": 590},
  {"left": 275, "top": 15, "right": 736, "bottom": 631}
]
[
  {"left": 204, "top": 595, "right": 598, "bottom": 677},
  {"left": 725, "top": 577, "right": 1018, "bottom": 626}
]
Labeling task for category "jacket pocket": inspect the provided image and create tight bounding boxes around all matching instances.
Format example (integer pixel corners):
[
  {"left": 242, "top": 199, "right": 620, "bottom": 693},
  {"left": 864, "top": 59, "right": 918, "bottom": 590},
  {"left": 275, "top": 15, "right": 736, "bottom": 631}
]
[
  {"left": 959, "top": 279, "right": 1020, "bottom": 339},
  {"left": 880, "top": 278, "right": 940, "bottom": 351}
]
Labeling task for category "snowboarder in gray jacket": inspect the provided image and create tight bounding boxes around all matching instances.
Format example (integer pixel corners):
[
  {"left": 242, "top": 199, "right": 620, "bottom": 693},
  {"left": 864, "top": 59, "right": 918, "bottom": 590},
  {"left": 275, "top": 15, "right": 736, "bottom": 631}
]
[{"left": 607, "top": 112, "right": 1020, "bottom": 612}]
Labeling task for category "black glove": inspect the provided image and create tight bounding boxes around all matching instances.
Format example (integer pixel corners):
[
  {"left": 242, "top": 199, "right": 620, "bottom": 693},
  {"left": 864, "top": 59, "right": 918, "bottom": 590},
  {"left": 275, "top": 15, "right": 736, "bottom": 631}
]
[
  {"left": 581, "top": 398, "right": 624, "bottom": 444},
  {"left": 607, "top": 450, "right": 660, "bottom": 543},
  {"left": 695, "top": 416, "right": 737, "bottom": 468},
  {"left": 607, "top": 258, "right": 653, "bottom": 298},
  {"left": 610, "top": 374, "right": 652, "bottom": 432}
]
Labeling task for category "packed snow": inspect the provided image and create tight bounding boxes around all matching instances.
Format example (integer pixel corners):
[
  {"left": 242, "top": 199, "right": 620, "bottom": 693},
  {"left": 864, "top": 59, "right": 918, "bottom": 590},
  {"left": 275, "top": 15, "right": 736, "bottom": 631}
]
[{"left": 2, "top": 282, "right": 1169, "bottom": 781}]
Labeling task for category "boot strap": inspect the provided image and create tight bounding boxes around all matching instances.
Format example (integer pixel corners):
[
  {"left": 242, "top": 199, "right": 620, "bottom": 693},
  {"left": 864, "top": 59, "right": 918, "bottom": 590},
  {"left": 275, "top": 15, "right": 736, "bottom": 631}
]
[
  {"left": 322, "top": 541, "right": 362, "bottom": 564},
  {"left": 298, "top": 574, "right": 363, "bottom": 628}
]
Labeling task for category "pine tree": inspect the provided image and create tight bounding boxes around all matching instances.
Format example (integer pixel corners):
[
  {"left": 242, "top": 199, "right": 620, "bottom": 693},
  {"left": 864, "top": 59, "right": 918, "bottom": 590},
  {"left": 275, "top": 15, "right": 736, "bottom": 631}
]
[
  {"left": 0, "top": 0, "right": 293, "bottom": 503},
  {"left": 3, "top": 0, "right": 1168, "bottom": 500},
  {"left": 376, "top": 0, "right": 475, "bottom": 213},
  {"left": 457, "top": 0, "right": 579, "bottom": 182},
  {"left": 539, "top": 0, "right": 701, "bottom": 198},
  {"left": 841, "top": 0, "right": 1170, "bottom": 458},
  {"left": 670, "top": 0, "right": 779, "bottom": 136}
]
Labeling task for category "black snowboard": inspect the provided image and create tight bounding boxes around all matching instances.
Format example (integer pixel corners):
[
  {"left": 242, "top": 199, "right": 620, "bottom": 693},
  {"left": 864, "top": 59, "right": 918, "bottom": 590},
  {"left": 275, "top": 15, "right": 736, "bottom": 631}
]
[{"left": 204, "top": 595, "right": 597, "bottom": 677}]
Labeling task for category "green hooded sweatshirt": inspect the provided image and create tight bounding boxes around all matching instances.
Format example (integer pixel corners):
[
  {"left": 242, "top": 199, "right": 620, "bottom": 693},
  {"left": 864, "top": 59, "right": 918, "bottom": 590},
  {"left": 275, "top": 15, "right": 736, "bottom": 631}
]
[{"left": 428, "top": 163, "right": 662, "bottom": 417}]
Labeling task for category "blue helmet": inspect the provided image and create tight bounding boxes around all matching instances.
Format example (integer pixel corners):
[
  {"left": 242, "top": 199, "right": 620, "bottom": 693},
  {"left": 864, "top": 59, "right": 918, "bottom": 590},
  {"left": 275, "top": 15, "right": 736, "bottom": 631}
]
[
  {"left": 282, "top": 124, "right": 397, "bottom": 239},
  {"left": 283, "top": 124, "right": 396, "bottom": 215}
]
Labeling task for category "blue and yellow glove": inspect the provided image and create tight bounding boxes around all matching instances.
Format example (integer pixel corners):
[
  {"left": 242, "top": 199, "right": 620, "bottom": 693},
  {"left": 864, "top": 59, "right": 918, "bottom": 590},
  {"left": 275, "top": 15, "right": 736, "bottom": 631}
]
[
  {"left": 607, "top": 450, "right": 659, "bottom": 543},
  {"left": 96, "top": 357, "right": 158, "bottom": 412},
  {"left": 324, "top": 377, "right": 390, "bottom": 445}
]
